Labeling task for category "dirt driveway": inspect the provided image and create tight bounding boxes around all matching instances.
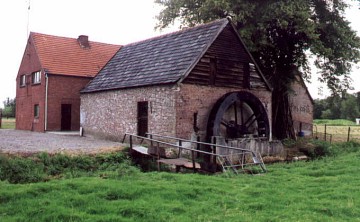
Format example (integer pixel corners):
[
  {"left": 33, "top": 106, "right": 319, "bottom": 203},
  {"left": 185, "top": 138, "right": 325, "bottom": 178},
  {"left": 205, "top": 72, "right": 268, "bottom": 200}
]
[{"left": 0, "top": 129, "right": 126, "bottom": 155}]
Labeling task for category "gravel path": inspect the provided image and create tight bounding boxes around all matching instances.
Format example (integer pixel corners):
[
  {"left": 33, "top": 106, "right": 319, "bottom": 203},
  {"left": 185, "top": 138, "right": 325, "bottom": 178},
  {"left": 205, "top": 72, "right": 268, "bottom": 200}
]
[{"left": 0, "top": 129, "right": 126, "bottom": 155}]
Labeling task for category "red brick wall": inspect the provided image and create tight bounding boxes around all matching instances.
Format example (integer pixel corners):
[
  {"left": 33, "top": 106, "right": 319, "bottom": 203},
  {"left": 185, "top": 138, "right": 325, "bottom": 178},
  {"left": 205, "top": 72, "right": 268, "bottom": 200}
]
[
  {"left": 46, "top": 75, "right": 91, "bottom": 131},
  {"left": 175, "top": 84, "right": 272, "bottom": 140},
  {"left": 16, "top": 38, "right": 46, "bottom": 132},
  {"left": 16, "top": 36, "right": 92, "bottom": 132},
  {"left": 289, "top": 78, "right": 314, "bottom": 133}
]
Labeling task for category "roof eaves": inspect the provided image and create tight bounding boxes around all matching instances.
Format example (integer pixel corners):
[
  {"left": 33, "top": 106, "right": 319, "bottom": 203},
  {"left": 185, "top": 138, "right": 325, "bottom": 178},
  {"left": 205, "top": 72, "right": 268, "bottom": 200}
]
[
  {"left": 81, "top": 82, "right": 176, "bottom": 94},
  {"left": 45, "top": 72, "right": 94, "bottom": 78},
  {"left": 296, "top": 73, "right": 314, "bottom": 105}
]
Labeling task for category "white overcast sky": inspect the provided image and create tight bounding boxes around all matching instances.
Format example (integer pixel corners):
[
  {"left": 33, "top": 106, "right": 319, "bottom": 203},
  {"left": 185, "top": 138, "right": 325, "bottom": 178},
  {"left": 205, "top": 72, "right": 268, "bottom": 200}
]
[{"left": 0, "top": 0, "right": 359, "bottom": 108}]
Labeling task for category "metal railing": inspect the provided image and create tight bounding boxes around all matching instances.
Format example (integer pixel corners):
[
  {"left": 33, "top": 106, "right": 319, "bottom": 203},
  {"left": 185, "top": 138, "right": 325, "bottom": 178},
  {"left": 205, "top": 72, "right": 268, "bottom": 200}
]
[{"left": 123, "top": 133, "right": 266, "bottom": 174}]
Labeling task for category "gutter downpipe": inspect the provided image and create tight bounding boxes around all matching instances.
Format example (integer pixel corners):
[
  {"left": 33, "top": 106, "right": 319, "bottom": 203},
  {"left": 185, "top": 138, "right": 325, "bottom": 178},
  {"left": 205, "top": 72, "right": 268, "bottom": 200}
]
[{"left": 45, "top": 72, "right": 48, "bottom": 131}]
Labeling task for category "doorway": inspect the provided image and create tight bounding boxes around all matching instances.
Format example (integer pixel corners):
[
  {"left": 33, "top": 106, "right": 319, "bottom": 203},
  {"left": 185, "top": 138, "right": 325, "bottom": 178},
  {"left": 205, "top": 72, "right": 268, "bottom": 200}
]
[
  {"left": 61, "top": 104, "right": 72, "bottom": 131},
  {"left": 137, "top": 101, "right": 148, "bottom": 137}
]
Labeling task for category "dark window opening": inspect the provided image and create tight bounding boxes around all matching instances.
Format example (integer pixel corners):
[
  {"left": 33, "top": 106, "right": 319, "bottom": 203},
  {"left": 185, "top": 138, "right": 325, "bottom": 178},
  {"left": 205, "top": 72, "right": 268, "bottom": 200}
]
[
  {"left": 34, "top": 104, "right": 39, "bottom": 118},
  {"left": 209, "top": 58, "right": 217, "bottom": 85}
]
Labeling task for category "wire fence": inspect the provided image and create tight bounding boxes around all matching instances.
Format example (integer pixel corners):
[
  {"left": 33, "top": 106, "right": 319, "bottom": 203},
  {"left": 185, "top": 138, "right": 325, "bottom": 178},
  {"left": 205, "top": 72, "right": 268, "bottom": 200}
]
[{"left": 313, "top": 124, "right": 360, "bottom": 143}]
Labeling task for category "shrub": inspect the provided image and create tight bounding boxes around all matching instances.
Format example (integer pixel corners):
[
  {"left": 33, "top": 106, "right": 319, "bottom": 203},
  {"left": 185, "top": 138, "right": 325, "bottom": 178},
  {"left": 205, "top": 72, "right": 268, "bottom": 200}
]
[
  {"left": 117, "top": 160, "right": 141, "bottom": 177},
  {"left": 0, "top": 151, "right": 137, "bottom": 184},
  {"left": 284, "top": 139, "right": 335, "bottom": 159},
  {"left": 311, "top": 140, "right": 335, "bottom": 158},
  {"left": 0, "top": 155, "right": 46, "bottom": 184},
  {"left": 332, "top": 140, "right": 360, "bottom": 153}
]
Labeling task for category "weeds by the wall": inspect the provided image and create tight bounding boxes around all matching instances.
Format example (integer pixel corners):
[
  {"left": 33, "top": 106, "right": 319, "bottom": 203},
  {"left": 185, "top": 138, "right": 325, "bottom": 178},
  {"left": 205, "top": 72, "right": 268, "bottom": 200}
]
[{"left": 284, "top": 138, "right": 360, "bottom": 159}]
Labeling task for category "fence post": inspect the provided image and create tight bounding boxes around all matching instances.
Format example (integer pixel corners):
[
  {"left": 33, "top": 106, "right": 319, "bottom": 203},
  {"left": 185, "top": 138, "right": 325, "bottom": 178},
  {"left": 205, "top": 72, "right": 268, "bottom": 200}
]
[
  {"left": 347, "top": 127, "right": 351, "bottom": 142},
  {"left": 324, "top": 124, "right": 327, "bottom": 141}
]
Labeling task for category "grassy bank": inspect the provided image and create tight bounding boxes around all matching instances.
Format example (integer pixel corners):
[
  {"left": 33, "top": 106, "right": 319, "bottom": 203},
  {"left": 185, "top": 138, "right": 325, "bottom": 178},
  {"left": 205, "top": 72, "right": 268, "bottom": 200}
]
[
  {"left": 0, "top": 118, "right": 15, "bottom": 129},
  {"left": 0, "top": 142, "right": 360, "bottom": 221}
]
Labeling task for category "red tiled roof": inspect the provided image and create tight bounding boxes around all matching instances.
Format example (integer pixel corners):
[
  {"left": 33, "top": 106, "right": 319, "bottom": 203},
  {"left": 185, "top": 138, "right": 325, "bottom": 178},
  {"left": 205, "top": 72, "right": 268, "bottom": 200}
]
[{"left": 31, "top": 32, "right": 121, "bottom": 77}]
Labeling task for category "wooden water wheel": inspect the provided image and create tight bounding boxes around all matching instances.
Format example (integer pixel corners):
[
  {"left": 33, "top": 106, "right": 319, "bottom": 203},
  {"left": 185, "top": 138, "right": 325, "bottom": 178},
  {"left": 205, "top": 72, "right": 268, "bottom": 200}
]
[{"left": 207, "top": 91, "right": 270, "bottom": 141}]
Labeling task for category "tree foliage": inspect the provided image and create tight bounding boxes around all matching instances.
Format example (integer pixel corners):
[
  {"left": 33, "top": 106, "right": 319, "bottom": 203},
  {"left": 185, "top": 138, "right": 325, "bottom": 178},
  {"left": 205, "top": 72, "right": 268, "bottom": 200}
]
[
  {"left": 155, "top": 0, "right": 360, "bottom": 139},
  {"left": 314, "top": 92, "right": 360, "bottom": 121},
  {"left": 2, "top": 98, "right": 16, "bottom": 118}
]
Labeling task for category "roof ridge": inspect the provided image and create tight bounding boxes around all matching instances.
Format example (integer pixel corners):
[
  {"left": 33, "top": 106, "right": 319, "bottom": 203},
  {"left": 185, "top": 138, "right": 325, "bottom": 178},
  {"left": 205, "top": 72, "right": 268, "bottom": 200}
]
[
  {"left": 123, "top": 18, "right": 229, "bottom": 47},
  {"left": 30, "top": 31, "right": 121, "bottom": 47}
]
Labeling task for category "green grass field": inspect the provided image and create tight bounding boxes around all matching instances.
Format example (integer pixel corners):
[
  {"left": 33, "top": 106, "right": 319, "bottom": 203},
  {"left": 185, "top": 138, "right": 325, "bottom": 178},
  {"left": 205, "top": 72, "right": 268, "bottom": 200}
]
[
  {"left": 0, "top": 143, "right": 359, "bottom": 221},
  {"left": 0, "top": 118, "right": 15, "bottom": 129},
  {"left": 313, "top": 119, "right": 360, "bottom": 142},
  {"left": 313, "top": 119, "right": 356, "bottom": 126}
]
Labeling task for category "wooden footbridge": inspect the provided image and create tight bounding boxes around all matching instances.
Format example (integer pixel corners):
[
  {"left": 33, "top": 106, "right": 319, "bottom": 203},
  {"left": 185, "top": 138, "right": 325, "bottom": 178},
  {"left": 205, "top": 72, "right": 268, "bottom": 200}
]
[{"left": 123, "top": 133, "right": 266, "bottom": 174}]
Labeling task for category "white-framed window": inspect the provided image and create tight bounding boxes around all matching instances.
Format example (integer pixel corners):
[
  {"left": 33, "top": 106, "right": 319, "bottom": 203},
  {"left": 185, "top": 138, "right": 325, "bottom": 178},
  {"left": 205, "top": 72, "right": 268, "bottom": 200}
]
[
  {"left": 20, "top": 74, "right": 26, "bottom": 87},
  {"left": 32, "top": 71, "right": 41, "bottom": 84},
  {"left": 34, "top": 104, "right": 40, "bottom": 118}
]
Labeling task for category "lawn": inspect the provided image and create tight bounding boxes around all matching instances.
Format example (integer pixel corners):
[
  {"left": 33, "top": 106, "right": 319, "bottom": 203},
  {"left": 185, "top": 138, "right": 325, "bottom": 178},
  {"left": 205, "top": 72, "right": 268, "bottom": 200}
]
[
  {"left": 0, "top": 143, "right": 359, "bottom": 221},
  {"left": 0, "top": 118, "right": 15, "bottom": 129}
]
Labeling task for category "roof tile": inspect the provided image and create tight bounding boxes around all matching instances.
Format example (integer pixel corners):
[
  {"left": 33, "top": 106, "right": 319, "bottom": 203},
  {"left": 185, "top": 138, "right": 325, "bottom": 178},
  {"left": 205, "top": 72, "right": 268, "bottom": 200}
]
[
  {"left": 31, "top": 32, "right": 121, "bottom": 77},
  {"left": 82, "top": 19, "right": 229, "bottom": 93}
]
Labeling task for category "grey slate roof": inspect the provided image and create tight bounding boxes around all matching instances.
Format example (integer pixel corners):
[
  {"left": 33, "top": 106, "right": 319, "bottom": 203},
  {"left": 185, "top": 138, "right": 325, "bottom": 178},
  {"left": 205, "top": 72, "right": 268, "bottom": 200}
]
[{"left": 81, "top": 19, "right": 229, "bottom": 93}]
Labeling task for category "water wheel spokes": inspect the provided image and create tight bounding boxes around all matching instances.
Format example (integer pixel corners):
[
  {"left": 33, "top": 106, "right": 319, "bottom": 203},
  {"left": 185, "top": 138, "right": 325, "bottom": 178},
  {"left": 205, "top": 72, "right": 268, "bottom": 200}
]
[{"left": 207, "top": 91, "right": 270, "bottom": 140}]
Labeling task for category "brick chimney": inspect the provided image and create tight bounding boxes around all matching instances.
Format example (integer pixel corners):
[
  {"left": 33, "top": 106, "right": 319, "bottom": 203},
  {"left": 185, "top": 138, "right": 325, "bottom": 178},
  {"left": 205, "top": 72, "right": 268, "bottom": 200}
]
[{"left": 78, "top": 35, "right": 90, "bottom": 48}]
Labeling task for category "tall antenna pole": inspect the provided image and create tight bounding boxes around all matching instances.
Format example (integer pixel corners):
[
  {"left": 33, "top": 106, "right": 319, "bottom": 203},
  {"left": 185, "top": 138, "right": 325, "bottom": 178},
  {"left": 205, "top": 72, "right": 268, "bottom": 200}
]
[{"left": 27, "top": 0, "right": 31, "bottom": 37}]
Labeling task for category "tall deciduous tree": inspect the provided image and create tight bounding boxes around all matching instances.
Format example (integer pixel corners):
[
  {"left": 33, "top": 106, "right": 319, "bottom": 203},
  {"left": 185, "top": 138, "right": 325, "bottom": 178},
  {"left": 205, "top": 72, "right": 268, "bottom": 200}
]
[
  {"left": 2, "top": 98, "right": 16, "bottom": 118},
  {"left": 155, "top": 0, "right": 360, "bottom": 139}
]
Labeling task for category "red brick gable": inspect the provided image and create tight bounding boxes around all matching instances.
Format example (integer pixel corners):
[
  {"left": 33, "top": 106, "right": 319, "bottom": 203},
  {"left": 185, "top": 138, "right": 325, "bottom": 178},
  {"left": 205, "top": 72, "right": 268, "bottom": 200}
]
[{"left": 31, "top": 32, "right": 121, "bottom": 77}]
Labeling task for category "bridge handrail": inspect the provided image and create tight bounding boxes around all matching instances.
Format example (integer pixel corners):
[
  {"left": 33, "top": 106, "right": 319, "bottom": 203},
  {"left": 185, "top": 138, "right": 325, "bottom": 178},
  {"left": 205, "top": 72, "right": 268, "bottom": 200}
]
[
  {"left": 146, "top": 133, "right": 256, "bottom": 154},
  {"left": 124, "top": 133, "right": 254, "bottom": 157}
]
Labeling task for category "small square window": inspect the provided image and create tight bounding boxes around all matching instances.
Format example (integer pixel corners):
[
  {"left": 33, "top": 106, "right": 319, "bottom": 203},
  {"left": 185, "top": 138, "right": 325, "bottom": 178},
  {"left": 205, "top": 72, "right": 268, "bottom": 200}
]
[
  {"left": 34, "top": 104, "right": 39, "bottom": 118},
  {"left": 20, "top": 75, "right": 26, "bottom": 87},
  {"left": 32, "top": 71, "right": 41, "bottom": 84}
]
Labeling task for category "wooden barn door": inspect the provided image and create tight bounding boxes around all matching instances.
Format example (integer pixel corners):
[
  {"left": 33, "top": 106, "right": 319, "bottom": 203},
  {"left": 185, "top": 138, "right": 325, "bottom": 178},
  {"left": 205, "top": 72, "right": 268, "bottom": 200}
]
[
  {"left": 137, "top": 101, "right": 148, "bottom": 137},
  {"left": 61, "top": 104, "right": 72, "bottom": 131}
]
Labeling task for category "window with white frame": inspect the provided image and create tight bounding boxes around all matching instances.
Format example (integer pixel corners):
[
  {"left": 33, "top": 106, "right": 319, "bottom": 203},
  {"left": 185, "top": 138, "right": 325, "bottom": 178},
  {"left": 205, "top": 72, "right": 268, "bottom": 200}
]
[
  {"left": 34, "top": 104, "right": 40, "bottom": 118},
  {"left": 32, "top": 71, "right": 41, "bottom": 84},
  {"left": 20, "top": 75, "right": 26, "bottom": 87}
]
